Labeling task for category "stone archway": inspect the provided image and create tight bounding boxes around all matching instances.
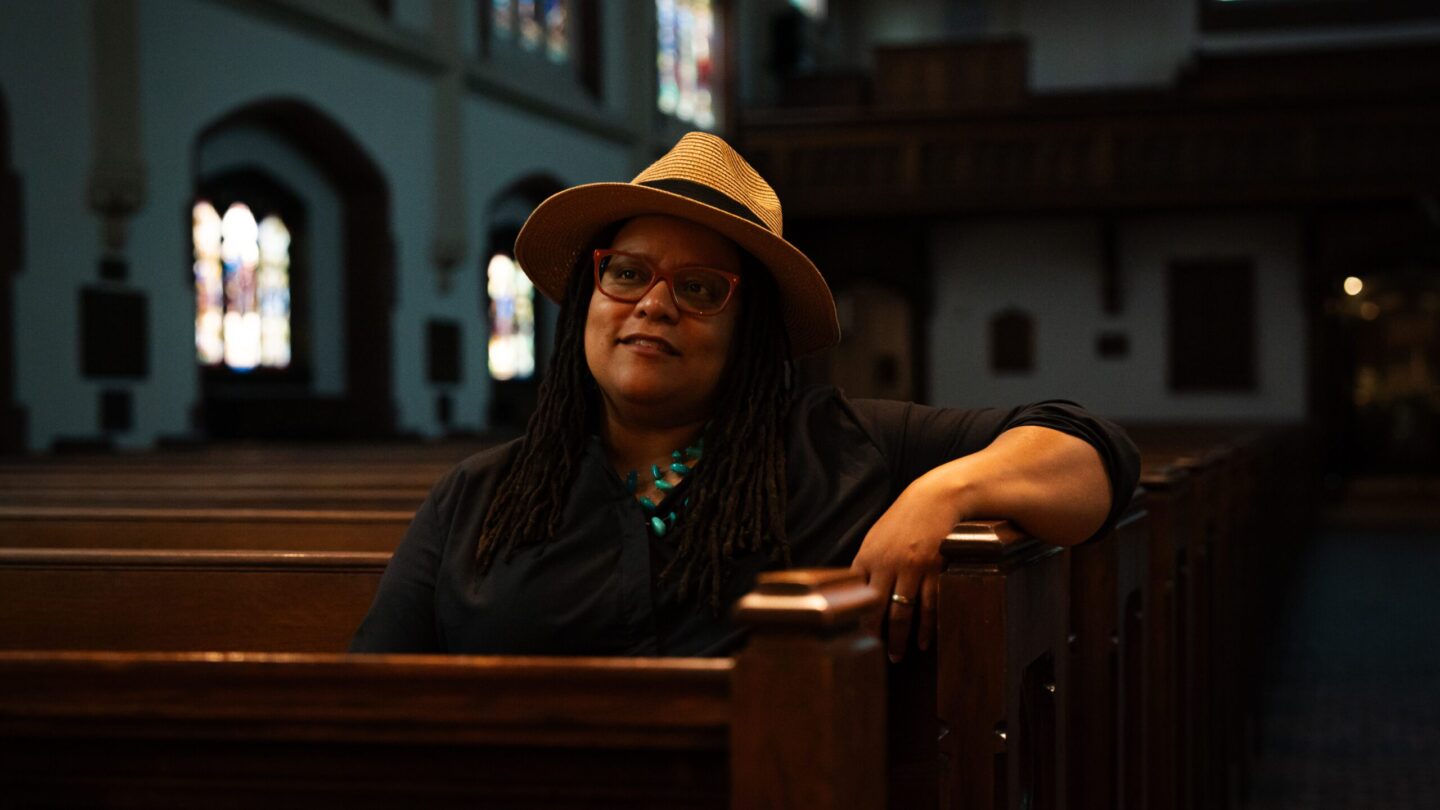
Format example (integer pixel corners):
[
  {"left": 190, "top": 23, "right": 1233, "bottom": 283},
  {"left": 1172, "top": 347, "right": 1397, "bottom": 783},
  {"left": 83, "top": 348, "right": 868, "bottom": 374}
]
[
  {"left": 194, "top": 99, "right": 395, "bottom": 439},
  {"left": 0, "top": 87, "right": 24, "bottom": 454}
]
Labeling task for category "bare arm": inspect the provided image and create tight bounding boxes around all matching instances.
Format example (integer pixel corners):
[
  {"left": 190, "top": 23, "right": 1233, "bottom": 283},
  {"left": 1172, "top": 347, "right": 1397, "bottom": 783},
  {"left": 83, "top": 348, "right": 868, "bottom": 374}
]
[{"left": 850, "top": 425, "right": 1113, "bottom": 662}]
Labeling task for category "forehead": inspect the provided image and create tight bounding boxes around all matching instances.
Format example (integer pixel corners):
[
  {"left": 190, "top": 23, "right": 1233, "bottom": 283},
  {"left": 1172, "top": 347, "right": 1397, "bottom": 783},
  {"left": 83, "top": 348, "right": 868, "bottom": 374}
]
[{"left": 610, "top": 215, "right": 743, "bottom": 273}]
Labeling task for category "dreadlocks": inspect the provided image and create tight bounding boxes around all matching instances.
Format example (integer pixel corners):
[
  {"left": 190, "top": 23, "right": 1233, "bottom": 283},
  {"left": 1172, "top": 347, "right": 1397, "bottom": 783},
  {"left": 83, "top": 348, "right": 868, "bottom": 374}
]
[{"left": 475, "top": 229, "right": 793, "bottom": 612}]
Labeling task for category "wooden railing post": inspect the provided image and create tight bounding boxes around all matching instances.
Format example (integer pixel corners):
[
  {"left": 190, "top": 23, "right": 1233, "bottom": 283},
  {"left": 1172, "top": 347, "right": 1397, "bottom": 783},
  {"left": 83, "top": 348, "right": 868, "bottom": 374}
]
[
  {"left": 937, "top": 520, "right": 1070, "bottom": 810},
  {"left": 731, "top": 569, "right": 885, "bottom": 810}
]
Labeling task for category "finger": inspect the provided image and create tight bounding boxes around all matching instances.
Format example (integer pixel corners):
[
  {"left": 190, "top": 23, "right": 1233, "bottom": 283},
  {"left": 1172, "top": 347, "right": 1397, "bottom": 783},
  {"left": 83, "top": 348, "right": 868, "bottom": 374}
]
[
  {"left": 917, "top": 572, "right": 939, "bottom": 652},
  {"left": 887, "top": 572, "right": 922, "bottom": 663}
]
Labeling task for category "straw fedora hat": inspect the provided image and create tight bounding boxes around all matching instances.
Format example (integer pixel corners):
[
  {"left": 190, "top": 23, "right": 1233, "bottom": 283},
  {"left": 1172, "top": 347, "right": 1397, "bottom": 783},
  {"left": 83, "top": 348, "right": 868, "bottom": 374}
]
[{"left": 514, "top": 131, "right": 840, "bottom": 356}]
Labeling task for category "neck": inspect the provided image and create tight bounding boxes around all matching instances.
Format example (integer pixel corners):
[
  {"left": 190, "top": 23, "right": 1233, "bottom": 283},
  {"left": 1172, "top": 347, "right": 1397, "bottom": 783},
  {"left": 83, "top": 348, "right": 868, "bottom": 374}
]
[{"left": 599, "top": 405, "right": 708, "bottom": 478}]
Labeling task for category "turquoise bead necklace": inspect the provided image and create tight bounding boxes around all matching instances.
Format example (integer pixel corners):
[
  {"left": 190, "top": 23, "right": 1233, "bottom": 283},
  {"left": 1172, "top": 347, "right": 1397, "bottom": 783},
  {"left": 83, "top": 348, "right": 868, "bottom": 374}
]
[{"left": 625, "top": 437, "right": 703, "bottom": 537}]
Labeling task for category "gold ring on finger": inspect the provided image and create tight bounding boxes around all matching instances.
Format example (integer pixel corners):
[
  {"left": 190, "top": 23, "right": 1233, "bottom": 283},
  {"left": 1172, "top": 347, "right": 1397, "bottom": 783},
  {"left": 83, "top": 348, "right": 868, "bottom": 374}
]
[{"left": 890, "top": 593, "right": 915, "bottom": 606}]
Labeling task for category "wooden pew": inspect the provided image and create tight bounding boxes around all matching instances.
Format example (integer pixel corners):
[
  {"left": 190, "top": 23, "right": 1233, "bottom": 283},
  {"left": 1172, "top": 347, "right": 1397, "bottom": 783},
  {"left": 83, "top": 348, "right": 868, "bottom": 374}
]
[
  {"left": 1128, "top": 422, "right": 1317, "bottom": 810},
  {"left": 0, "top": 569, "right": 884, "bottom": 809},
  {"left": 886, "top": 518, "right": 1072, "bottom": 810},
  {"left": 0, "top": 506, "right": 412, "bottom": 553},
  {"left": 1137, "top": 462, "right": 1195, "bottom": 810},
  {"left": 2, "top": 520, "right": 1079, "bottom": 809},
  {"left": 1068, "top": 499, "right": 1149, "bottom": 810},
  {"left": 0, "top": 548, "right": 389, "bottom": 652}
]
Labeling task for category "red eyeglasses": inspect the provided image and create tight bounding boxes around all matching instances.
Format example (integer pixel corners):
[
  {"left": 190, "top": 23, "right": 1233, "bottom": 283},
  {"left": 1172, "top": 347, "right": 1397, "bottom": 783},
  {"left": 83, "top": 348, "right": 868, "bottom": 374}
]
[{"left": 593, "top": 249, "right": 741, "bottom": 316}]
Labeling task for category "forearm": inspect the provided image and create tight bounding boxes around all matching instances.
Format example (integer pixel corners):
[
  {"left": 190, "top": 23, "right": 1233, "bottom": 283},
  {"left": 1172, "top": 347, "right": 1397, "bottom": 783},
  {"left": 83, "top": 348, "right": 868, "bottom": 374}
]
[{"left": 918, "top": 425, "right": 1113, "bottom": 546}]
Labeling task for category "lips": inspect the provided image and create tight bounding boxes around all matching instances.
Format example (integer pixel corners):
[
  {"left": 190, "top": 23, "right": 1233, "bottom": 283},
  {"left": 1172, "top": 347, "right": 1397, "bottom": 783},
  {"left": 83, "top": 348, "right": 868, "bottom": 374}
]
[{"left": 618, "top": 334, "right": 680, "bottom": 355}]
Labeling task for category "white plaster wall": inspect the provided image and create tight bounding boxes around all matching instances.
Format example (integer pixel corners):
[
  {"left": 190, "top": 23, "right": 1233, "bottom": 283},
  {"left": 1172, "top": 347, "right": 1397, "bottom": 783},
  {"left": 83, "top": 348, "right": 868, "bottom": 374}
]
[
  {"left": 0, "top": 0, "right": 100, "bottom": 451},
  {"left": 197, "top": 126, "right": 346, "bottom": 396},
  {"left": 1116, "top": 213, "right": 1307, "bottom": 421},
  {"left": 929, "top": 218, "right": 1116, "bottom": 411},
  {"left": 928, "top": 213, "right": 1307, "bottom": 422}
]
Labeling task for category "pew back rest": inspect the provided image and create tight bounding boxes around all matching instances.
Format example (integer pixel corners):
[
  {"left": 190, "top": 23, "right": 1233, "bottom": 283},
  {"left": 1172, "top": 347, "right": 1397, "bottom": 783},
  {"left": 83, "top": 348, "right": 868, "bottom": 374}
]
[
  {"left": 0, "top": 549, "right": 388, "bottom": 652},
  {"left": 0, "top": 506, "right": 411, "bottom": 552}
]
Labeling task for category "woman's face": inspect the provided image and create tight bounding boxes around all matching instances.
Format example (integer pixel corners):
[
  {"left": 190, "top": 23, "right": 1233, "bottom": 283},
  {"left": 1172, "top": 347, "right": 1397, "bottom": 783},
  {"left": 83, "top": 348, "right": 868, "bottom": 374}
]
[{"left": 584, "top": 215, "right": 744, "bottom": 425}]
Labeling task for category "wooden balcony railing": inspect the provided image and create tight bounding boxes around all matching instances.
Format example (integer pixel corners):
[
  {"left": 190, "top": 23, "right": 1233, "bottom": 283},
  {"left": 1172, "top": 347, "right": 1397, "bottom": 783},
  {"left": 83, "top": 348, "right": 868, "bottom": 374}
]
[{"left": 740, "top": 44, "right": 1440, "bottom": 217}]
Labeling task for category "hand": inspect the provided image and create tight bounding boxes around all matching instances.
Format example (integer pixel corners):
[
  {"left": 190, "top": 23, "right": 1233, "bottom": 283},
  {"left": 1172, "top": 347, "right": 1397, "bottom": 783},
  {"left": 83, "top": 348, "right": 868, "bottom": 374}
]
[{"left": 849, "top": 471, "right": 963, "bottom": 663}]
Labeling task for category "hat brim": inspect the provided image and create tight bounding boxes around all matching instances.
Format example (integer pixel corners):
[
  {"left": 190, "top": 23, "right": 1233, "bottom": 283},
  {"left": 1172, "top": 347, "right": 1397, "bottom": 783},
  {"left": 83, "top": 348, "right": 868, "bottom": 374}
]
[{"left": 513, "top": 182, "right": 840, "bottom": 357}]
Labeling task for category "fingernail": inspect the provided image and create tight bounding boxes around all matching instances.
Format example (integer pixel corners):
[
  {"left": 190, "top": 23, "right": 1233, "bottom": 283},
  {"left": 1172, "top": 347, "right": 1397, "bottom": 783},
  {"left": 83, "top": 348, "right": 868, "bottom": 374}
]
[{"left": 889, "top": 652, "right": 899, "bottom": 664}]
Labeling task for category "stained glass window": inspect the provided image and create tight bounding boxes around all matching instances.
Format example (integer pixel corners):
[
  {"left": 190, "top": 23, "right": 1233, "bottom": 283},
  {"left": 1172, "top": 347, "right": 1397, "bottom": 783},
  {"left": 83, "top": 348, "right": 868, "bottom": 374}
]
[
  {"left": 193, "top": 200, "right": 292, "bottom": 372},
  {"left": 487, "top": 253, "right": 536, "bottom": 381},
  {"left": 656, "top": 0, "right": 716, "bottom": 130},
  {"left": 490, "top": 0, "right": 570, "bottom": 63},
  {"left": 790, "top": 0, "right": 825, "bottom": 18},
  {"left": 543, "top": 0, "right": 569, "bottom": 63}
]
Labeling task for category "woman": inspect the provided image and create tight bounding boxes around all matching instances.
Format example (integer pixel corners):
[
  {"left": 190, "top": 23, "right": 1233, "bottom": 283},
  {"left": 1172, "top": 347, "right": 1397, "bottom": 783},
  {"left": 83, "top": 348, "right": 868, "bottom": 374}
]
[{"left": 352, "top": 133, "right": 1139, "bottom": 662}]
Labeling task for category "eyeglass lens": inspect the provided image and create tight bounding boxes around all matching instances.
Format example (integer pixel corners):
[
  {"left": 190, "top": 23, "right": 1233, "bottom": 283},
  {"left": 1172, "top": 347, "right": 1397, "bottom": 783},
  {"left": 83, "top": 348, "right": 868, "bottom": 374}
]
[{"left": 597, "top": 253, "right": 733, "bottom": 314}]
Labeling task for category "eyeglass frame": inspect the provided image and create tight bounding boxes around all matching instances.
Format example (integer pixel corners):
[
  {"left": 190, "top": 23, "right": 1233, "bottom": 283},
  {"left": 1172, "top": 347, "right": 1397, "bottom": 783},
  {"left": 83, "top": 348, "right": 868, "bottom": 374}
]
[{"left": 591, "top": 249, "right": 742, "bottom": 316}]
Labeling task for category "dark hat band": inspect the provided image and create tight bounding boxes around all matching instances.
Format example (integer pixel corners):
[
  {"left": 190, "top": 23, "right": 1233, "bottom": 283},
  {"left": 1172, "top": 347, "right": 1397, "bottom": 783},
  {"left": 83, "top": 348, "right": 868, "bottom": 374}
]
[{"left": 638, "top": 178, "right": 769, "bottom": 231}]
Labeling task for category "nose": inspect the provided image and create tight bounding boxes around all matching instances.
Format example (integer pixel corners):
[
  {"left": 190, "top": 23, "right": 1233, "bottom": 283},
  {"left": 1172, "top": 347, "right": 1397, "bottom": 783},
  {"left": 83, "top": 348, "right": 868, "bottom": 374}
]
[{"left": 634, "top": 277, "right": 680, "bottom": 322}]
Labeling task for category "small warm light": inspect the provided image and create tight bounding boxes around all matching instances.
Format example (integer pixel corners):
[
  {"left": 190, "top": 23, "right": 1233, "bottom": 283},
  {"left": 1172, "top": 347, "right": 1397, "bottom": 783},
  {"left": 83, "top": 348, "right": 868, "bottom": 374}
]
[
  {"left": 1360, "top": 301, "right": 1380, "bottom": 320},
  {"left": 1343, "top": 276, "right": 1364, "bottom": 296}
]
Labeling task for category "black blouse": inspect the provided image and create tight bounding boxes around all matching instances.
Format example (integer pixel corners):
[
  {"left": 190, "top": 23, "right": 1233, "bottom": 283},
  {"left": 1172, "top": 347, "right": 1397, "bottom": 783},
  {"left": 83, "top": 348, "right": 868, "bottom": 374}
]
[{"left": 350, "top": 386, "right": 1140, "bottom": 657}]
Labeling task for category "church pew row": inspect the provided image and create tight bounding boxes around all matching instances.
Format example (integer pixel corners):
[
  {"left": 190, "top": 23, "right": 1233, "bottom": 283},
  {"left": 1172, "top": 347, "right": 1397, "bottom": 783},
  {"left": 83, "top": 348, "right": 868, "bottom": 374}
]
[
  {"left": 0, "top": 506, "right": 411, "bottom": 553},
  {"left": 0, "top": 492, "right": 1169, "bottom": 807},
  {"left": 0, "top": 517, "right": 1103, "bottom": 810},
  {"left": 0, "top": 569, "right": 884, "bottom": 810},
  {"left": 1128, "top": 422, "right": 1319, "bottom": 810},
  {"left": 0, "top": 425, "right": 1315, "bottom": 810}
]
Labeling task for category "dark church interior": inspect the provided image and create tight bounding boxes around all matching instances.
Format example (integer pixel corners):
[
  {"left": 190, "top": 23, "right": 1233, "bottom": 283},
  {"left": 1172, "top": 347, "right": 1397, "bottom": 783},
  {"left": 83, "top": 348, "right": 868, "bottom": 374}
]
[{"left": 1, "top": 0, "right": 1438, "bottom": 806}]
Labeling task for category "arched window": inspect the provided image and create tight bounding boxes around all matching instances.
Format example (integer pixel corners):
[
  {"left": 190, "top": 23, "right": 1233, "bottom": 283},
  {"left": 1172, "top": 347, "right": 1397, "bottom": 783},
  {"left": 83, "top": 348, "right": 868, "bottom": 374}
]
[
  {"left": 194, "top": 99, "right": 395, "bottom": 440},
  {"left": 657, "top": 0, "right": 717, "bottom": 129},
  {"left": 485, "top": 252, "right": 536, "bottom": 381},
  {"left": 489, "top": 0, "right": 572, "bottom": 64},
  {"left": 990, "top": 308, "right": 1035, "bottom": 374},
  {"left": 193, "top": 200, "right": 292, "bottom": 372}
]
